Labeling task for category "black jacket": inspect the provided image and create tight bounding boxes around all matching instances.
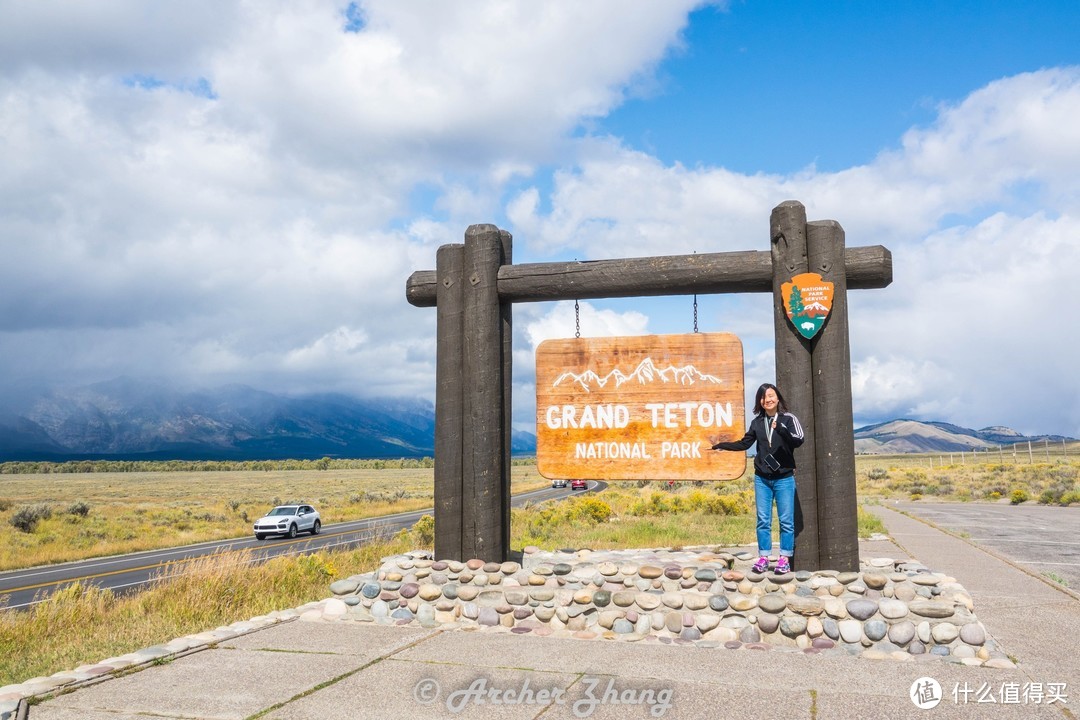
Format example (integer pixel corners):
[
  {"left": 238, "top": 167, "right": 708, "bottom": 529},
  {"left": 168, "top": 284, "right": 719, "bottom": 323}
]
[{"left": 712, "top": 411, "right": 805, "bottom": 480}]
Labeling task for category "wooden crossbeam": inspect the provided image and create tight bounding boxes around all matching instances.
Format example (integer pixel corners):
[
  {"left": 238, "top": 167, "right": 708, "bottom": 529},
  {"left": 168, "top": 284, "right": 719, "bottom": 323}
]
[{"left": 407, "top": 246, "right": 891, "bottom": 307}]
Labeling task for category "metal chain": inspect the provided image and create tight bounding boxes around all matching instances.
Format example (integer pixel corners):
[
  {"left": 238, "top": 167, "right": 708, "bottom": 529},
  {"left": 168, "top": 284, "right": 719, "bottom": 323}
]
[
  {"left": 691, "top": 250, "right": 699, "bottom": 333},
  {"left": 575, "top": 299, "right": 581, "bottom": 338}
]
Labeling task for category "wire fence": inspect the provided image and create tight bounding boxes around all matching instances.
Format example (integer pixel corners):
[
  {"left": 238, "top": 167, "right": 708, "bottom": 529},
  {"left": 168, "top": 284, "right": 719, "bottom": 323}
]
[
  {"left": 859, "top": 439, "right": 1079, "bottom": 468},
  {"left": 922, "top": 439, "right": 1077, "bottom": 467}
]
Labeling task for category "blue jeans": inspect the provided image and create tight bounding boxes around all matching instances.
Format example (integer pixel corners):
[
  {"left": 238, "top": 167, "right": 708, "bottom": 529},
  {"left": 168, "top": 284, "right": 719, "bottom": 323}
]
[{"left": 754, "top": 474, "right": 795, "bottom": 557}]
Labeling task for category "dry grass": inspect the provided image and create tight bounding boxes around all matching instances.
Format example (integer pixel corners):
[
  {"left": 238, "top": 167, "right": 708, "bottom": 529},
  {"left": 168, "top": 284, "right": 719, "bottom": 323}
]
[
  {"left": 0, "top": 527, "right": 424, "bottom": 686},
  {"left": 0, "top": 467, "right": 898, "bottom": 688},
  {"left": 0, "top": 466, "right": 548, "bottom": 570},
  {"left": 854, "top": 455, "right": 1080, "bottom": 504}
]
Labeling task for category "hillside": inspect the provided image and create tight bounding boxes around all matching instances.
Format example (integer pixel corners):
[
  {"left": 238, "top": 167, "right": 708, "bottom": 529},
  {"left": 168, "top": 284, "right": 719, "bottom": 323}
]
[
  {"left": 0, "top": 378, "right": 536, "bottom": 461},
  {"left": 853, "top": 419, "right": 1072, "bottom": 454}
]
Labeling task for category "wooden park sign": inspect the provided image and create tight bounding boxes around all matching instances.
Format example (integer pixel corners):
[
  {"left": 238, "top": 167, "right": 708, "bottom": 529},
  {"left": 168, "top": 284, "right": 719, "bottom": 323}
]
[
  {"left": 406, "top": 200, "right": 892, "bottom": 572},
  {"left": 536, "top": 333, "right": 745, "bottom": 480}
]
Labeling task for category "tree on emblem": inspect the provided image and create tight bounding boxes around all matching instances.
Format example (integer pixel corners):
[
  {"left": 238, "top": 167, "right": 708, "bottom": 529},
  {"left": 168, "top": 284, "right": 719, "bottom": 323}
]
[{"left": 788, "top": 284, "right": 805, "bottom": 318}]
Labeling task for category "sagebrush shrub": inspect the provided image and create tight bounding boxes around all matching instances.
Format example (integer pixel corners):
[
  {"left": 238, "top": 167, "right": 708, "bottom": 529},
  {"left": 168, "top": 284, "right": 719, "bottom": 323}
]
[
  {"left": 66, "top": 501, "right": 91, "bottom": 517},
  {"left": 10, "top": 503, "right": 53, "bottom": 533}
]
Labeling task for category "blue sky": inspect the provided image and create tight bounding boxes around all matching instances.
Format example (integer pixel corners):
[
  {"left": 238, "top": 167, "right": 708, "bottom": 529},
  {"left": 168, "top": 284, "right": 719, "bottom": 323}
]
[
  {"left": 1, "top": 1, "right": 1078, "bottom": 439},
  {"left": 602, "top": 2, "right": 1080, "bottom": 175}
]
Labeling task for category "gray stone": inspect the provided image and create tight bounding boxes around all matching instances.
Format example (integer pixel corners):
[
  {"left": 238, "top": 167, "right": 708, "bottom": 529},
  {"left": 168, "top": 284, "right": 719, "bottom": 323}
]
[
  {"left": 756, "top": 613, "right": 780, "bottom": 634},
  {"left": 959, "top": 623, "right": 986, "bottom": 646},
  {"left": 909, "top": 600, "right": 955, "bottom": 619},
  {"left": 863, "top": 572, "right": 888, "bottom": 590},
  {"left": 417, "top": 604, "right": 437, "bottom": 626},
  {"left": 779, "top": 615, "right": 808, "bottom": 638},
  {"left": 878, "top": 599, "right": 908, "bottom": 619},
  {"left": 821, "top": 618, "right": 840, "bottom": 640},
  {"left": 931, "top": 622, "right": 958, "bottom": 643},
  {"left": 787, "top": 595, "right": 824, "bottom": 616},
  {"left": 504, "top": 590, "right": 529, "bottom": 606},
  {"left": 739, "top": 625, "right": 761, "bottom": 643},
  {"left": 846, "top": 599, "right": 879, "bottom": 621},
  {"left": 888, "top": 621, "right": 916, "bottom": 646},
  {"left": 708, "top": 594, "right": 729, "bottom": 612},
  {"left": 330, "top": 579, "right": 359, "bottom": 595},
  {"left": 758, "top": 593, "right": 787, "bottom": 614},
  {"left": 680, "top": 627, "right": 702, "bottom": 641},
  {"left": 864, "top": 620, "right": 887, "bottom": 641}
]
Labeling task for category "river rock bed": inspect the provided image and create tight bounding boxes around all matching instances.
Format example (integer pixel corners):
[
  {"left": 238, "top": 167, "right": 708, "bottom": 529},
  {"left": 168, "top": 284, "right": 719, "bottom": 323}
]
[{"left": 321, "top": 544, "right": 1015, "bottom": 668}]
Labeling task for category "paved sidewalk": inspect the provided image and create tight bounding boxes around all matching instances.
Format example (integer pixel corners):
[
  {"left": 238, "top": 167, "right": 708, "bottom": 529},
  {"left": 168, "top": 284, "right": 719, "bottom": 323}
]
[{"left": 17, "top": 505, "right": 1079, "bottom": 720}]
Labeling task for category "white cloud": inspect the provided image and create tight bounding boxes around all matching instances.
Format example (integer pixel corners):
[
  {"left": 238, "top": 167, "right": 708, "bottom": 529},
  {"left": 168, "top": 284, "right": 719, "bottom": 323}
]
[
  {"left": 0, "top": 1, "right": 711, "bottom": 406},
  {"left": 514, "top": 68, "right": 1080, "bottom": 436},
  {"left": 2, "top": 2, "right": 1078, "bottom": 441}
]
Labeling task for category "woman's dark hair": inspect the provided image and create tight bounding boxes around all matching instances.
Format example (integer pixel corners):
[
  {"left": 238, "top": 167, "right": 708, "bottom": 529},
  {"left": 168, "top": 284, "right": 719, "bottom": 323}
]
[{"left": 752, "top": 382, "right": 789, "bottom": 416}]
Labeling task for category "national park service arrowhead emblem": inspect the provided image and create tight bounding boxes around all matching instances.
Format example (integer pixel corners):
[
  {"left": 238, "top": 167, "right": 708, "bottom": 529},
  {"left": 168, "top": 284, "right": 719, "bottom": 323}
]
[{"left": 781, "top": 272, "right": 834, "bottom": 339}]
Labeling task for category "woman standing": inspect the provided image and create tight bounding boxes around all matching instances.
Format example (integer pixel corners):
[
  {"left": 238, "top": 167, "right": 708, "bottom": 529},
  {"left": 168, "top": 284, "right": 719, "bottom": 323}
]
[{"left": 710, "top": 383, "right": 804, "bottom": 574}]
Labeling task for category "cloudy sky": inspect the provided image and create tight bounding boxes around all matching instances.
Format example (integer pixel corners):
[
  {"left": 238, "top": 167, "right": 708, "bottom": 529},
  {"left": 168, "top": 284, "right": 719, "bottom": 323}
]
[{"left": 1, "top": 1, "right": 1078, "bottom": 438}]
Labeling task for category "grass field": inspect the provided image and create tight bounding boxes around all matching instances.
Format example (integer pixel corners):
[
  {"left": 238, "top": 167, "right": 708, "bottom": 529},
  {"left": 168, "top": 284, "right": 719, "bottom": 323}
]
[
  {"left": 1, "top": 477, "right": 886, "bottom": 686},
  {"left": 0, "top": 466, "right": 549, "bottom": 571},
  {"left": 1, "top": 455, "right": 1076, "bottom": 571}
]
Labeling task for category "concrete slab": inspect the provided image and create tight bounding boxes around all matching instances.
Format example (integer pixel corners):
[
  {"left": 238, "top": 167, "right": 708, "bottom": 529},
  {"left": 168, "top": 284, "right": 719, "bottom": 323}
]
[
  {"left": 32, "top": 647, "right": 367, "bottom": 720},
  {"left": 815, "top": 690, "right": 1068, "bottom": 719},
  {"left": 389, "top": 627, "right": 1031, "bottom": 697},
  {"left": 263, "top": 656, "right": 581, "bottom": 719},
  {"left": 887, "top": 502, "right": 1080, "bottom": 596},
  {"left": 219, "top": 617, "right": 439, "bottom": 656}
]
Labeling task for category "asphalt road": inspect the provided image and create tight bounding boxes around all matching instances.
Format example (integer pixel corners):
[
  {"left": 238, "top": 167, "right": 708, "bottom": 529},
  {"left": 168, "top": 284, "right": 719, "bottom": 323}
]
[
  {"left": 891, "top": 500, "right": 1080, "bottom": 592},
  {"left": 0, "top": 481, "right": 604, "bottom": 611}
]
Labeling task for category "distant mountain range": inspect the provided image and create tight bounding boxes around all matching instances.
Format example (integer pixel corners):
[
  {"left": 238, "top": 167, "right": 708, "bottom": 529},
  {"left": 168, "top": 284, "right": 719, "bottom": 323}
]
[
  {"left": 0, "top": 379, "right": 1072, "bottom": 461},
  {"left": 0, "top": 378, "right": 536, "bottom": 462},
  {"left": 853, "top": 419, "right": 1074, "bottom": 454}
]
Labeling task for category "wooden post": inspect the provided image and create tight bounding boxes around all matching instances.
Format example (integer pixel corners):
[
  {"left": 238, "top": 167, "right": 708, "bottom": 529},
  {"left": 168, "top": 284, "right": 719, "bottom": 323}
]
[
  {"left": 434, "top": 244, "right": 464, "bottom": 560},
  {"left": 770, "top": 201, "right": 819, "bottom": 569},
  {"left": 461, "top": 225, "right": 508, "bottom": 561},
  {"left": 499, "top": 229, "right": 514, "bottom": 556},
  {"left": 807, "top": 220, "right": 860, "bottom": 572}
]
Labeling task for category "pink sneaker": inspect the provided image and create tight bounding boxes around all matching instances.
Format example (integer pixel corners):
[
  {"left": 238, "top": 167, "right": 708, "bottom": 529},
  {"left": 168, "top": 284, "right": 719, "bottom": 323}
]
[
  {"left": 776, "top": 556, "right": 791, "bottom": 574},
  {"left": 752, "top": 556, "right": 769, "bottom": 573}
]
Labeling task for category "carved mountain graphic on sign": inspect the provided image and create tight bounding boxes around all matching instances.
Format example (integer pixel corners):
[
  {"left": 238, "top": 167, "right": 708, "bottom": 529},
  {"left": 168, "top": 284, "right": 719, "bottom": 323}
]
[{"left": 553, "top": 357, "right": 724, "bottom": 393}]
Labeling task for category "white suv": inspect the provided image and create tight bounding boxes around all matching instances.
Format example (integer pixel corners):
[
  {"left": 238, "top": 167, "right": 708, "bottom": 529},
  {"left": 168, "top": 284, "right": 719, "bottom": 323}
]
[{"left": 253, "top": 504, "right": 321, "bottom": 540}]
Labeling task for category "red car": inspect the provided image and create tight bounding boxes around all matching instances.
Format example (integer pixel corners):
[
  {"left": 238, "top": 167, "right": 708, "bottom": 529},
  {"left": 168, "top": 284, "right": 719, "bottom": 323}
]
[{"left": 571, "top": 479, "right": 588, "bottom": 491}]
